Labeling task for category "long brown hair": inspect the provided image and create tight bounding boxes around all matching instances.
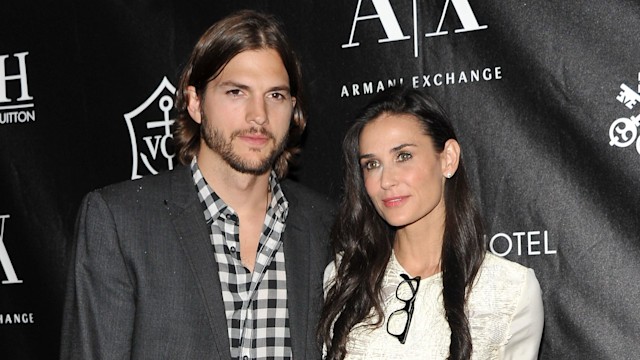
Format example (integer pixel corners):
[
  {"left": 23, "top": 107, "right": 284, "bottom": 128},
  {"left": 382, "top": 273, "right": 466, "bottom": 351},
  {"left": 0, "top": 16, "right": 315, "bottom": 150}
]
[
  {"left": 318, "top": 87, "right": 486, "bottom": 359},
  {"left": 173, "top": 9, "right": 306, "bottom": 179}
]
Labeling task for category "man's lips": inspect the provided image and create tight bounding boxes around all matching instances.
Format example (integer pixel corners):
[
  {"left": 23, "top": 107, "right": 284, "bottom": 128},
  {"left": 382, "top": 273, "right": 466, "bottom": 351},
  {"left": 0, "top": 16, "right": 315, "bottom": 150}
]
[
  {"left": 238, "top": 134, "right": 270, "bottom": 146},
  {"left": 234, "top": 128, "right": 274, "bottom": 146}
]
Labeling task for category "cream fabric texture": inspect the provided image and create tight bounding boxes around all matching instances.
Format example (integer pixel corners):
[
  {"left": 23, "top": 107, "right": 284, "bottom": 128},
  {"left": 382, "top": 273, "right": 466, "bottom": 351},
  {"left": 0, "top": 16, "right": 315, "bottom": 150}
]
[{"left": 323, "top": 252, "right": 544, "bottom": 359}]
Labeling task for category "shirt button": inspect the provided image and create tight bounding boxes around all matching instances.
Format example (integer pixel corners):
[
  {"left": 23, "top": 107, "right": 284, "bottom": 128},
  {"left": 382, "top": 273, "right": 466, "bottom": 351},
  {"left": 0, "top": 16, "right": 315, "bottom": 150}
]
[
  {"left": 243, "top": 356, "right": 249, "bottom": 360},
  {"left": 226, "top": 213, "right": 234, "bottom": 220},
  {"left": 229, "top": 246, "right": 236, "bottom": 253}
]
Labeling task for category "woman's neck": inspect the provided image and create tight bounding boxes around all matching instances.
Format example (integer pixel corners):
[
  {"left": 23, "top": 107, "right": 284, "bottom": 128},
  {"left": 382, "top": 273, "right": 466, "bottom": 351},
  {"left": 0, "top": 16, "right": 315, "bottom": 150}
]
[{"left": 393, "top": 221, "right": 444, "bottom": 278}]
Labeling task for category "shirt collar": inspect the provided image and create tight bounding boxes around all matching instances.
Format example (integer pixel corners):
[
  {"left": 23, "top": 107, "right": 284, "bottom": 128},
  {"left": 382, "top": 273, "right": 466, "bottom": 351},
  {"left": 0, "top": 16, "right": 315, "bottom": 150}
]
[{"left": 190, "top": 157, "right": 288, "bottom": 222}]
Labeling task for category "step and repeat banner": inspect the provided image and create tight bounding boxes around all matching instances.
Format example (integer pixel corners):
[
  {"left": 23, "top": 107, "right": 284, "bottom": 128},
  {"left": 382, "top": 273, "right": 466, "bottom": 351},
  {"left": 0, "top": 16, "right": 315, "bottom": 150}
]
[{"left": 1, "top": 1, "right": 638, "bottom": 358}]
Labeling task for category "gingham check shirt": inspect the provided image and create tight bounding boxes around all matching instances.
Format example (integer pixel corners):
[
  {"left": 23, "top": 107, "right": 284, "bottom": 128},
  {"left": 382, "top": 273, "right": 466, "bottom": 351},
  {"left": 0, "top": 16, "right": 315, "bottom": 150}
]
[{"left": 192, "top": 159, "right": 292, "bottom": 360}]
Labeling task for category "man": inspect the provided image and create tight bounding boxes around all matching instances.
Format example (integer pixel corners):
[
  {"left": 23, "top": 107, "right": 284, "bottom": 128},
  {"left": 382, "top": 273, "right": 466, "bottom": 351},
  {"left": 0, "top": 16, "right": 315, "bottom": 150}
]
[{"left": 61, "top": 10, "right": 332, "bottom": 359}]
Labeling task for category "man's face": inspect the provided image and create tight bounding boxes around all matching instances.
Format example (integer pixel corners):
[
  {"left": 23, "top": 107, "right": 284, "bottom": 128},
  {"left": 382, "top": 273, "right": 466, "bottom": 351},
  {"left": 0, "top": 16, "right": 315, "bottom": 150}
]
[{"left": 187, "top": 49, "right": 295, "bottom": 175}]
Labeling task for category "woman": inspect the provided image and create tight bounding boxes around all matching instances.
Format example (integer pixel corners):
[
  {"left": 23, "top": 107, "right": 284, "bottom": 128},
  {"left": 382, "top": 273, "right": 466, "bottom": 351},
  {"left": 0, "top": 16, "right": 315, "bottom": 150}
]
[{"left": 318, "top": 87, "right": 543, "bottom": 360}]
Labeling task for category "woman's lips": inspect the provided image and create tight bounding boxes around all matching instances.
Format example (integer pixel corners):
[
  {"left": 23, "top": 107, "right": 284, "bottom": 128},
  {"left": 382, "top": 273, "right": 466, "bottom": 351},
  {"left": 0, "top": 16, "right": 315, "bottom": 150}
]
[{"left": 382, "top": 196, "right": 408, "bottom": 207}]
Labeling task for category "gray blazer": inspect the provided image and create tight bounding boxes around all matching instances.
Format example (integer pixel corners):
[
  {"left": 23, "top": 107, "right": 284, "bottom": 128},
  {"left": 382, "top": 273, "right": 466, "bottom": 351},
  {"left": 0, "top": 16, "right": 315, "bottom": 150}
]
[{"left": 60, "top": 165, "right": 333, "bottom": 359}]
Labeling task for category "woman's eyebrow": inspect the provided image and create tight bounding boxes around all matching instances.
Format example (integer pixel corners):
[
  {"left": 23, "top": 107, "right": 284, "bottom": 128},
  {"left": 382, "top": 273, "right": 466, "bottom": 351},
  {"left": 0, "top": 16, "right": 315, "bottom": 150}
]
[{"left": 359, "top": 143, "right": 416, "bottom": 160}]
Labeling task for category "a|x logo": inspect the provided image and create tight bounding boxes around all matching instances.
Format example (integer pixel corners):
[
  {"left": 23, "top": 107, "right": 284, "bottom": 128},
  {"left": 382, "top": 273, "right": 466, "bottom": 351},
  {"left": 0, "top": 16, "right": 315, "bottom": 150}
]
[{"left": 0, "top": 214, "right": 22, "bottom": 284}]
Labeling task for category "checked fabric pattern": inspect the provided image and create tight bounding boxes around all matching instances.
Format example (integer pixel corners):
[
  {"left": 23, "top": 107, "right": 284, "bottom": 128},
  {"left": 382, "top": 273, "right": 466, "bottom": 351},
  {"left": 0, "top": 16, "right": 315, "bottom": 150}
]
[{"left": 192, "top": 159, "right": 291, "bottom": 359}]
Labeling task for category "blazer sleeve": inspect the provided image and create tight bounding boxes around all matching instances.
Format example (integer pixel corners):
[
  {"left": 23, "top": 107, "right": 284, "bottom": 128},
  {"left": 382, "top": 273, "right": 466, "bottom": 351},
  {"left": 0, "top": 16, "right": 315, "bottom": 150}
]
[
  {"left": 502, "top": 268, "right": 545, "bottom": 360},
  {"left": 60, "top": 191, "right": 135, "bottom": 360}
]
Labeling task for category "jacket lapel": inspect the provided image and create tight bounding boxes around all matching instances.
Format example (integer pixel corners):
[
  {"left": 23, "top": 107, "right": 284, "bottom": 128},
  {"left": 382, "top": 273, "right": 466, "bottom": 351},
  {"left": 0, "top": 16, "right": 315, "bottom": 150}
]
[
  {"left": 167, "top": 166, "right": 231, "bottom": 357},
  {"left": 283, "top": 191, "right": 312, "bottom": 358}
]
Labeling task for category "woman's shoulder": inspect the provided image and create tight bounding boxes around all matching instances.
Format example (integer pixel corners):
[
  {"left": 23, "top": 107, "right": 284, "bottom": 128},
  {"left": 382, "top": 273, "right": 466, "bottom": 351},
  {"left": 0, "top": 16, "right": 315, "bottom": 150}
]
[
  {"left": 324, "top": 259, "right": 337, "bottom": 285},
  {"left": 479, "top": 252, "right": 534, "bottom": 281},
  {"left": 479, "top": 252, "right": 542, "bottom": 303},
  {"left": 471, "top": 252, "right": 538, "bottom": 304},
  {"left": 472, "top": 254, "right": 544, "bottom": 358},
  {"left": 323, "top": 254, "right": 343, "bottom": 296},
  {"left": 467, "top": 253, "right": 544, "bottom": 358}
]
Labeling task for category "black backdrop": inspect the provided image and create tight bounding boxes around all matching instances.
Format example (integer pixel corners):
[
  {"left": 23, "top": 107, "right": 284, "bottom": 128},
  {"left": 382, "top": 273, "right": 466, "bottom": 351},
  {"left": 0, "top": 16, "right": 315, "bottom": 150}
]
[{"left": 1, "top": 1, "right": 639, "bottom": 358}]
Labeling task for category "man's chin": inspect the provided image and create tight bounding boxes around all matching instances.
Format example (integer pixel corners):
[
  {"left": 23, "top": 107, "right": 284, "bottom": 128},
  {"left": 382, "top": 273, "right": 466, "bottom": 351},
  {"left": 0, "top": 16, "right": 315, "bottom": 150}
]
[
  {"left": 226, "top": 156, "right": 273, "bottom": 175},
  {"left": 219, "top": 141, "right": 283, "bottom": 175}
]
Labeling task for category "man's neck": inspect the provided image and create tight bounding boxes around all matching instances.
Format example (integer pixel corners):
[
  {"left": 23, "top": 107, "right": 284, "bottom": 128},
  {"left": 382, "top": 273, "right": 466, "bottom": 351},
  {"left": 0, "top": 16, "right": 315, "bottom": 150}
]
[{"left": 197, "top": 151, "right": 271, "bottom": 214}]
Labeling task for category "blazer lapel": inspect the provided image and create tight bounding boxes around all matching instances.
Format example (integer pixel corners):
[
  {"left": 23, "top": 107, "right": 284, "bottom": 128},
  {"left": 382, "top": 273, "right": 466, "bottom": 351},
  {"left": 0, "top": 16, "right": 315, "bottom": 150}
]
[
  {"left": 167, "top": 166, "right": 231, "bottom": 357},
  {"left": 283, "top": 194, "right": 312, "bottom": 358}
]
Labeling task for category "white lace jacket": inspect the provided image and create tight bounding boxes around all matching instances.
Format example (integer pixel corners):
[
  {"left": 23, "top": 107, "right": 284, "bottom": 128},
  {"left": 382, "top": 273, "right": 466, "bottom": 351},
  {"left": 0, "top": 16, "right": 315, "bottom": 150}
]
[{"left": 323, "top": 252, "right": 544, "bottom": 359}]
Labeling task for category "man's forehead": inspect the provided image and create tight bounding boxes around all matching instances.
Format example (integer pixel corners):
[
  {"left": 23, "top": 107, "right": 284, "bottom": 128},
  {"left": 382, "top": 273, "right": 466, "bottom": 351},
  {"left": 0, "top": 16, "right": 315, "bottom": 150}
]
[
  {"left": 226, "top": 48, "right": 286, "bottom": 70},
  {"left": 210, "top": 49, "right": 290, "bottom": 87}
]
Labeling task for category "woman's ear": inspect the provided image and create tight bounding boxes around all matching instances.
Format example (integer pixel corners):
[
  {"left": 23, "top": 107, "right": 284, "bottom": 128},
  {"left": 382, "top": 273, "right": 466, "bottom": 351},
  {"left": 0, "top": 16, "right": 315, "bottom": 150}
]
[
  {"left": 441, "top": 139, "right": 461, "bottom": 179},
  {"left": 186, "top": 86, "right": 202, "bottom": 124}
]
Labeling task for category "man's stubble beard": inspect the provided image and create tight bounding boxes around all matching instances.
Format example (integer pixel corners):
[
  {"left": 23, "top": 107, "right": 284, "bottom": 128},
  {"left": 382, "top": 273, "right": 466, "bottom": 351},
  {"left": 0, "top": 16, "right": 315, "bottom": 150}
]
[{"left": 200, "top": 114, "right": 288, "bottom": 176}]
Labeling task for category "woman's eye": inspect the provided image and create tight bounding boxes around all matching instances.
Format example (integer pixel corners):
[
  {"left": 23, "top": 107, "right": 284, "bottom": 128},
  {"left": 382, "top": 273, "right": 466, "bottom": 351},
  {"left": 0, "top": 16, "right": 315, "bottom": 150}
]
[
  {"left": 397, "top": 152, "right": 412, "bottom": 162},
  {"left": 362, "top": 160, "right": 379, "bottom": 171}
]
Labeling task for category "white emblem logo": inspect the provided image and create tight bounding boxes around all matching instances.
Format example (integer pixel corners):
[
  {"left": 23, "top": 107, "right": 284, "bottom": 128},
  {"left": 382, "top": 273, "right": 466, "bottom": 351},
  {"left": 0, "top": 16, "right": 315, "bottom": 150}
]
[
  {"left": 124, "top": 77, "right": 176, "bottom": 180},
  {"left": 342, "top": 0, "right": 487, "bottom": 57},
  {"left": 0, "top": 215, "right": 23, "bottom": 285},
  {"left": 488, "top": 230, "right": 557, "bottom": 257},
  {"left": 0, "top": 52, "right": 36, "bottom": 125},
  {"left": 609, "top": 72, "right": 640, "bottom": 154}
]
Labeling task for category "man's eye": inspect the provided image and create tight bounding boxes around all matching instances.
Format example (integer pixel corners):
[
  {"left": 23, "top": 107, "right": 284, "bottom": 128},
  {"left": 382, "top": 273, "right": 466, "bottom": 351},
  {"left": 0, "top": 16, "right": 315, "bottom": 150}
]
[
  {"left": 227, "top": 89, "right": 242, "bottom": 96},
  {"left": 269, "top": 92, "right": 286, "bottom": 100}
]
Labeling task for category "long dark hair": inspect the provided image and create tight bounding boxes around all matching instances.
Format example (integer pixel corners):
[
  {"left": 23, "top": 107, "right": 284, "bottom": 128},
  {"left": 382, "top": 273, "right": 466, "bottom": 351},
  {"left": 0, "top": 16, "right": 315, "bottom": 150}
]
[
  {"left": 173, "top": 9, "right": 305, "bottom": 179},
  {"left": 318, "top": 87, "right": 486, "bottom": 360}
]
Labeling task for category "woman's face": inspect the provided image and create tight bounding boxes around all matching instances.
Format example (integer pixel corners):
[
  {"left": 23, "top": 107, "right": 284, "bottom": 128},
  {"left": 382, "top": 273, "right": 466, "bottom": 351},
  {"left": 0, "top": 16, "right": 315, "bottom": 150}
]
[{"left": 358, "top": 113, "right": 449, "bottom": 229}]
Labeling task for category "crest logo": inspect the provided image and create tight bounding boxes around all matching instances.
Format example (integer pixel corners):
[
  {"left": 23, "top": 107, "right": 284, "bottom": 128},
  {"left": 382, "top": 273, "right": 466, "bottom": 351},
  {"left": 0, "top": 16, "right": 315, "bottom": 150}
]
[
  {"left": 124, "top": 77, "right": 176, "bottom": 180},
  {"left": 0, "top": 214, "right": 22, "bottom": 285},
  {"left": 609, "top": 72, "right": 640, "bottom": 155}
]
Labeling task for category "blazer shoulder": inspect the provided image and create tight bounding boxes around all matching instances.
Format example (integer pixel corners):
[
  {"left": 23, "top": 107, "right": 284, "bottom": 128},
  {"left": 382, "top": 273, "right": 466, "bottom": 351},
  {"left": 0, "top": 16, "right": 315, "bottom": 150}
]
[
  {"left": 91, "top": 165, "right": 191, "bottom": 206},
  {"left": 280, "top": 179, "right": 335, "bottom": 215}
]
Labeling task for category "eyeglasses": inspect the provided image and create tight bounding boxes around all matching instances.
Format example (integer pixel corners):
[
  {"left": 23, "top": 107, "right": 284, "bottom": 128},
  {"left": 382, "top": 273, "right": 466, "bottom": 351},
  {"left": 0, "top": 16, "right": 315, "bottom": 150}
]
[{"left": 386, "top": 273, "right": 421, "bottom": 344}]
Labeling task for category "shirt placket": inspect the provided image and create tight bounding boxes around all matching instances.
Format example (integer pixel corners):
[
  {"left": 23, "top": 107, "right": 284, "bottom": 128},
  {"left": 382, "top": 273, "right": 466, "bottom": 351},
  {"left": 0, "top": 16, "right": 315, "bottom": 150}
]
[
  {"left": 239, "top": 212, "right": 281, "bottom": 360},
  {"left": 221, "top": 210, "right": 255, "bottom": 358},
  {"left": 194, "top": 161, "right": 292, "bottom": 360}
]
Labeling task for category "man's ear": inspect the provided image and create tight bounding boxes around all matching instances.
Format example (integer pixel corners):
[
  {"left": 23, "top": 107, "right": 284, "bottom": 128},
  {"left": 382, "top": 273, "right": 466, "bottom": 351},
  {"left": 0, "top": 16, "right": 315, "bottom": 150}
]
[
  {"left": 441, "top": 139, "right": 461, "bottom": 178},
  {"left": 186, "top": 86, "right": 202, "bottom": 124}
]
